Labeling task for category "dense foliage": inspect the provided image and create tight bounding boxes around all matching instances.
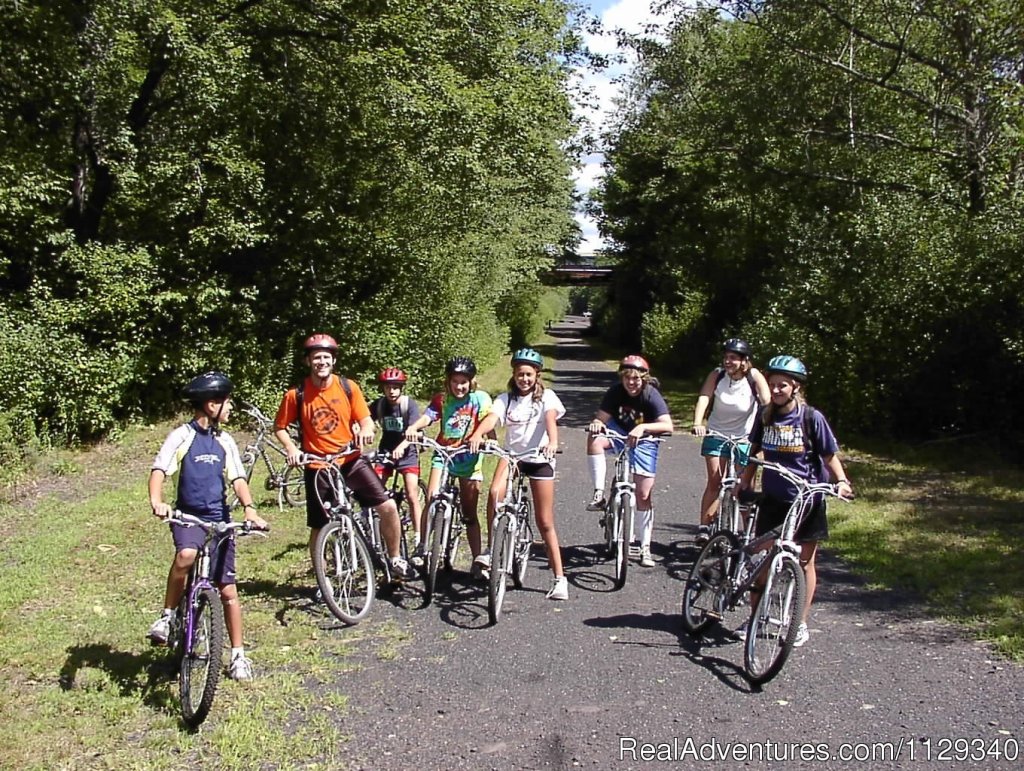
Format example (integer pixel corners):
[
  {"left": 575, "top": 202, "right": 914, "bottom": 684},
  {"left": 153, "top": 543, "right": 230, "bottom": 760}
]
[
  {"left": 595, "top": 0, "right": 1024, "bottom": 438},
  {"left": 0, "top": 0, "right": 579, "bottom": 452}
]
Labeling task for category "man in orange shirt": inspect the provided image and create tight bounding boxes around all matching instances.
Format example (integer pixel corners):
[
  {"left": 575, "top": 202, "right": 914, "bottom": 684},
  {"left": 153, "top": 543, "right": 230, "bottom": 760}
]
[{"left": 274, "top": 334, "right": 415, "bottom": 581}]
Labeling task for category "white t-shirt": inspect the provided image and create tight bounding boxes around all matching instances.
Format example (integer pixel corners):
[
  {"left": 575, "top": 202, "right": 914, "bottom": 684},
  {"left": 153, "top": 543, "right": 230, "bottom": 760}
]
[
  {"left": 706, "top": 371, "right": 758, "bottom": 438},
  {"left": 491, "top": 389, "right": 566, "bottom": 463}
]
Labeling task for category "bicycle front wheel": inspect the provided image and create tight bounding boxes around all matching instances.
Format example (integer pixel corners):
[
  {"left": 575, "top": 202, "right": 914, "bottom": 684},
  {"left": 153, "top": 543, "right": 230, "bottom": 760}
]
[
  {"left": 744, "top": 553, "right": 806, "bottom": 685},
  {"left": 613, "top": 493, "right": 633, "bottom": 590},
  {"left": 681, "top": 532, "right": 738, "bottom": 634},
  {"left": 283, "top": 465, "right": 306, "bottom": 507},
  {"left": 179, "top": 587, "right": 225, "bottom": 728},
  {"left": 314, "top": 519, "right": 376, "bottom": 625},
  {"left": 424, "top": 502, "right": 450, "bottom": 606},
  {"left": 488, "top": 515, "right": 513, "bottom": 625},
  {"left": 719, "top": 491, "right": 741, "bottom": 536},
  {"left": 512, "top": 507, "right": 533, "bottom": 589}
]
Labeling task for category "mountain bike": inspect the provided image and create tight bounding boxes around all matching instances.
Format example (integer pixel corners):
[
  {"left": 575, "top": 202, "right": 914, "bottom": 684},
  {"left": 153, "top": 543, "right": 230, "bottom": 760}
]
[
  {"left": 408, "top": 435, "right": 470, "bottom": 607},
  {"left": 163, "top": 511, "right": 268, "bottom": 727},
  {"left": 366, "top": 450, "right": 428, "bottom": 559},
  {"left": 477, "top": 443, "right": 535, "bottom": 626},
  {"left": 680, "top": 459, "right": 848, "bottom": 685},
  {"left": 301, "top": 449, "right": 418, "bottom": 625},
  {"left": 237, "top": 402, "right": 305, "bottom": 509},
  {"left": 589, "top": 428, "right": 666, "bottom": 590},
  {"left": 703, "top": 429, "right": 751, "bottom": 540}
]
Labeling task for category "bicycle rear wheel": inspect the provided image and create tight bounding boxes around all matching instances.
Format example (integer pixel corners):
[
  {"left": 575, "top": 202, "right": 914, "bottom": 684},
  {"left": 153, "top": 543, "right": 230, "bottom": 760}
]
[
  {"left": 681, "top": 532, "right": 738, "bottom": 634},
  {"left": 283, "top": 465, "right": 306, "bottom": 507},
  {"left": 720, "top": 491, "right": 742, "bottom": 536},
  {"left": 179, "top": 587, "right": 225, "bottom": 728},
  {"left": 488, "top": 514, "right": 513, "bottom": 625},
  {"left": 613, "top": 493, "right": 632, "bottom": 590},
  {"left": 744, "top": 553, "right": 806, "bottom": 685},
  {"left": 314, "top": 518, "right": 376, "bottom": 625},
  {"left": 424, "top": 501, "right": 449, "bottom": 606}
]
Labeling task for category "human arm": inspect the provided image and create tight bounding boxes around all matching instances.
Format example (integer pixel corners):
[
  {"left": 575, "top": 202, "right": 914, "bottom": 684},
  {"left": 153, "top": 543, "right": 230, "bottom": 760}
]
[
  {"left": 273, "top": 391, "right": 303, "bottom": 465},
  {"left": 691, "top": 370, "right": 719, "bottom": 436},
  {"left": 542, "top": 408, "right": 559, "bottom": 459},
  {"left": 629, "top": 413, "right": 673, "bottom": 445},
  {"left": 588, "top": 408, "right": 613, "bottom": 435},
  {"left": 824, "top": 453, "right": 853, "bottom": 498},
  {"left": 231, "top": 477, "right": 268, "bottom": 528},
  {"left": 750, "top": 368, "right": 771, "bottom": 405},
  {"left": 355, "top": 415, "right": 376, "bottom": 448},
  {"left": 467, "top": 411, "right": 500, "bottom": 453},
  {"left": 148, "top": 470, "right": 173, "bottom": 519}
]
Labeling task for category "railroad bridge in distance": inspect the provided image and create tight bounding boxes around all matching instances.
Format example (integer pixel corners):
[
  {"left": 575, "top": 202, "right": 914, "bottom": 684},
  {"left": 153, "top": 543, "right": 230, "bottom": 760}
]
[{"left": 540, "top": 251, "right": 613, "bottom": 286}]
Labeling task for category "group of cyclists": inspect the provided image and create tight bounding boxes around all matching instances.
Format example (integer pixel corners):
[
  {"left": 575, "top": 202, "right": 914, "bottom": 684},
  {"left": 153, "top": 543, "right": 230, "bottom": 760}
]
[{"left": 146, "top": 331, "right": 853, "bottom": 679}]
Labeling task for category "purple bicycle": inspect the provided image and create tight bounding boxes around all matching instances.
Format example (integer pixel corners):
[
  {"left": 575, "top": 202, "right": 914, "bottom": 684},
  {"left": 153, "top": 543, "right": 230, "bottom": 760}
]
[{"left": 165, "top": 511, "right": 268, "bottom": 727}]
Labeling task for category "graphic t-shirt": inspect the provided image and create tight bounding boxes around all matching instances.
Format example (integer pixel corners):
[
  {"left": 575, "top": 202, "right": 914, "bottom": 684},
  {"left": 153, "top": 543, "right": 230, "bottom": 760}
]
[
  {"left": 425, "top": 390, "right": 492, "bottom": 446},
  {"left": 491, "top": 389, "right": 565, "bottom": 463},
  {"left": 598, "top": 383, "right": 670, "bottom": 432},
  {"left": 274, "top": 375, "right": 370, "bottom": 456},
  {"left": 749, "top": 404, "right": 839, "bottom": 501},
  {"left": 152, "top": 420, "right": 245, "bottom": 521},
  {"left": 370, "top": 396, "right": 421, "bottom": 454}
]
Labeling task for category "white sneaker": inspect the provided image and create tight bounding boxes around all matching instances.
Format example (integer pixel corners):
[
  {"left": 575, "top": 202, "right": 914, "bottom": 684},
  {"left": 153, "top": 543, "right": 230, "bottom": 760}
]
[
  {"left": 546, "top": 576, "right": 569, "bottom": 601},
  {"left": 474, "top": 551, "right": 492, "bottom": 570},
  {"left": 639, "top": 546, "right": 655, "bottom": 568},
  {"left": 409, "top": 544, "right": 425, "bottom": 568},
  {"left": 793, "top": 622, "right": 810, "bottom": 648},
  {"left": 627, "top": 542, "right": 641, "bottom": 558},
  {"left": 147, "top": 613, "right": 171, "bottom": 645},
  {"left": 732, "top": 620, "right": 748, "bottom": 641},
  {"left": 586, "top": 490, "right": 607, "bottom": 512},
  {"left": 390, "top": 556, "right": 417, "bottom": 581},
  {"left": 229, "top": 653, "right": 254, "bottom": 681},
  {"left": 471, "top": 552, "right": 491, "bottom": 581}
]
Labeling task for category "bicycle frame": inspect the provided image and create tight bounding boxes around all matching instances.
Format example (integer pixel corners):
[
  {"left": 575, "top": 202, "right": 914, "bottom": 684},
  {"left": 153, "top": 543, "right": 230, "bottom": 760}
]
[
  {"left": 238, "top": 402, "right": 303, "bottom": 510},
  {"left": 704, "top": 429, "right": 751, "bottom": 538},
  {"left": 408, "top": 436, "right": 470, "bottom": 605}
]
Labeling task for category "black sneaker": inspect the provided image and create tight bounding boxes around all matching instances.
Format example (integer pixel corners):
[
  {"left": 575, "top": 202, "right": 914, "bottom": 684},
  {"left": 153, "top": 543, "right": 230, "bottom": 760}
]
[
  {"left": 586, "top": 490, "right": 607, "bottom": 512},
  {"left": 695, "top": 525, "right": 711, "bottom": 546}
]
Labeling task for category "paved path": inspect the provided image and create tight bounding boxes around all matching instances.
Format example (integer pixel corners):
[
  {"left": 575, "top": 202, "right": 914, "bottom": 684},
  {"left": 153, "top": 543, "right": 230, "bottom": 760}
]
[{"left": 332, "top": 317, "right": 1024, "bottom": 770}]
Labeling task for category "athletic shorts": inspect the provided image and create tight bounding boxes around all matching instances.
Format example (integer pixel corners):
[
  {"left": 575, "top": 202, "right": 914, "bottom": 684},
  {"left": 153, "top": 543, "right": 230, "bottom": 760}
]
[
  {"left": 430, "top": 450, "right": 484, "bottom": 481},
  {"left": 700, "top": 435, "right": 751, "bottom": 466},
  {"left": 605, "top": 419, "right": 660, "bottom": 477},
  {"left": 375, "top": 446, "right": 420, "bottom": 475},
  {"left": 517, "top": 459, "right": 554, "bottom": 481},
  {"left": 304, "top": 457, "right": 390, "bottom": 529},
  {"left": 171, "top": 520, "right": 236, "bottom": 586},
  {"left": 754, "top": 494, "right": 829, "bottom": 544}
]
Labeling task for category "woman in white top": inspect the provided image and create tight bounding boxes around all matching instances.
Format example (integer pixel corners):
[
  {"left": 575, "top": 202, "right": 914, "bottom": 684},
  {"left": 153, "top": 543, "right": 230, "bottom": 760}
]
[
  {"left": 469, "top": 348, "right": 568, "bottom": 600},
  {"left": 691, "top": 339, "right": 770, "bottom": 544}
]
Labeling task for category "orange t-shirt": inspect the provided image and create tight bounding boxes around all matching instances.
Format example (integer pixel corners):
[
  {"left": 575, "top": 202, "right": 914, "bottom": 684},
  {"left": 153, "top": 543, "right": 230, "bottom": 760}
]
[{"left": 274, "top": 375, "right": 370, "bottom": 456}]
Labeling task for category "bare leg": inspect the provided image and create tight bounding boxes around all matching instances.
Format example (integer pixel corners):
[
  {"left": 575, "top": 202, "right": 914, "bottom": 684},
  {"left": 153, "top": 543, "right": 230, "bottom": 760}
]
[{"left": 530, "top": 477, "right": 563, "bottom": 576}]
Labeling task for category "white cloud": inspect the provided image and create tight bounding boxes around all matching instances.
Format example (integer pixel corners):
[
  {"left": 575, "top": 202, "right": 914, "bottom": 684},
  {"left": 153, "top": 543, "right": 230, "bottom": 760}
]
[{"left": 572, "top": 1, "right": 674, "bottom": 250}]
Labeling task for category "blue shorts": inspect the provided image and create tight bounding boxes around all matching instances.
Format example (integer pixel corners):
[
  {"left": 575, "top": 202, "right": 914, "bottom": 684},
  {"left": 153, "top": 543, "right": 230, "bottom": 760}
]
[
  {"left": 605, "top": 420, "right": 660, "bottom": 477},
  {"left": 700, "top": 435, "right": 751, "bottom": 466},
  {"left": 171, "top": 521, "right": 237, "bottom": 586}
]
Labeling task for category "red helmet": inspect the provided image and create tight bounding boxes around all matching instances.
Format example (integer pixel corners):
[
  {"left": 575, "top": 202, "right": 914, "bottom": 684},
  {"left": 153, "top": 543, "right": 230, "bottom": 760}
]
[
  {"left": 618, "top": 354, "right": 650, "bottom": 373},
  {"left": 303, "top": 333, "right": 338, "bottom": 354},
  {"left": 378, "top": 367, "right": 408, "bottom": 384}
]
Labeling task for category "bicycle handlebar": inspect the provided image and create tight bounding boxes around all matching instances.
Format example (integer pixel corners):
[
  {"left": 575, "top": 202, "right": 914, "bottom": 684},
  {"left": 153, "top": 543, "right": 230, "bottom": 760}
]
[
  {"left": 294, "top": 445, "right": 360, "bottom": 467},
  {"left": 167, "top": 510, "right": 271, "bottom": 534},
  {"left": 698, "top": 428, "right": 748, "bottom": 443},
  {"left": 587, "top": 427, "right": 669, "bottom": 442},
  {"left": 405, "top": 434, "right": 472, "bottom": 462},
  {"left": 746, "top": 457, "right": 854, "bottom": 500},
  {"left": 239, "top": 401, "right": 273, "bottom": 426}
]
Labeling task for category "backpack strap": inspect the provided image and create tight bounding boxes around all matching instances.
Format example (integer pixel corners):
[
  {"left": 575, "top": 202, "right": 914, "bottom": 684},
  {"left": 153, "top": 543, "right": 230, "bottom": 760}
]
[
  {"left": 715, "top": 367, "right": 762, "bottom": 406},
  {"left": 398, "top": 394, "right": 409, "bottom": 424},
  {"left": 801, "top": 404, "right": 817, "bottom": 458}
]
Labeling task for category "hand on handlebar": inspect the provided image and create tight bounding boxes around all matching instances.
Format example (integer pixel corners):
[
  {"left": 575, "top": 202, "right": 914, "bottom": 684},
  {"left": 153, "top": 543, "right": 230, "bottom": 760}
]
[
  {"left": 151, "top": 501, "right": 173, "bottom": 519},
  {"left": 691, "top": 425, "right": 708, "bottom": 438},
  {"left": 587, "top": 419, "right": 605, "bottom": 435}
]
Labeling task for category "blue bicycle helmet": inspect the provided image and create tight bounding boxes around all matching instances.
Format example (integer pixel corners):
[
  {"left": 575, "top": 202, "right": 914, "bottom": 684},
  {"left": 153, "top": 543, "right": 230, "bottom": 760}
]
[
  {"left": 766, "top": 355, "right": 808, "bottom": 383},
  {"left": 510, "top": 348, "right": 544, "bottom": 369},
  {"left": 445, "top": 356, "right": 477, "bottom": 378}
]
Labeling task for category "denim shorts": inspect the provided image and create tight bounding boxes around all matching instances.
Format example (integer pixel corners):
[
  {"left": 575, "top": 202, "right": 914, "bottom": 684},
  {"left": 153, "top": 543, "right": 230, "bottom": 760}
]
[{"left": 605, "top": 420, "right": 660, "bottom": 477}]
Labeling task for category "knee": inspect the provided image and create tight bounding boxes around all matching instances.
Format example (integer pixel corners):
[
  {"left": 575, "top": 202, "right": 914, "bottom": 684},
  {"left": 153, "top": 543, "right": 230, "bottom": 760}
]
[{"left": 174, "top": 550, "right": 197, "bottom": 570}]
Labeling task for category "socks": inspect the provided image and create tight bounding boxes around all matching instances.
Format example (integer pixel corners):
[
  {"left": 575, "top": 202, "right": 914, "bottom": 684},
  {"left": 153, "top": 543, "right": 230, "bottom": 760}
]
[{"left": 588, "top": 453, "right": 606, "bottom": 492}]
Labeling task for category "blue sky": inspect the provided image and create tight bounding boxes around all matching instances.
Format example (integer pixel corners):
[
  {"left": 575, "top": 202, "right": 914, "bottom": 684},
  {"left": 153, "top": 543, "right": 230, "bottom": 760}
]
[{"left": 571, "top": 1, "right": 674, "bottom": 252}]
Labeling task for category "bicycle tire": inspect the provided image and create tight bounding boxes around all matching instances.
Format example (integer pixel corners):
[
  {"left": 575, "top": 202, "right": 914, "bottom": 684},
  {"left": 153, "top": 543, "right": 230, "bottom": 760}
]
[
  {"left": 444, "top": 518, "right": 461, "bottom": 572},
  {"left": 488, "top": 514, "right": 513, "bottom": 625},
  {"left": 744, "top": 553, "right": 806, "bottom": 685},
  {"left": 179, "top": 587, "right": 225, "bottom": 727},
  {"left": 512, "top": 507, "right": 533, "bottom": 589},
  {"left": 681, "top": 532, "right": 738, "bottom": 634},
  {"left": 720, "top": 492, "right": 742, "bottom": 537},
  {"left": 613, "top": 493, "right": 632, "bottom": 590},
  {"left": 283, "top": 464, "right": 306, "bottom": 508},
  {"left": 424, "top": 502, "right": 448, "bottom": 606},
  {"left": 314, "top": 518, "right": 376, "bottom": 625}
]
